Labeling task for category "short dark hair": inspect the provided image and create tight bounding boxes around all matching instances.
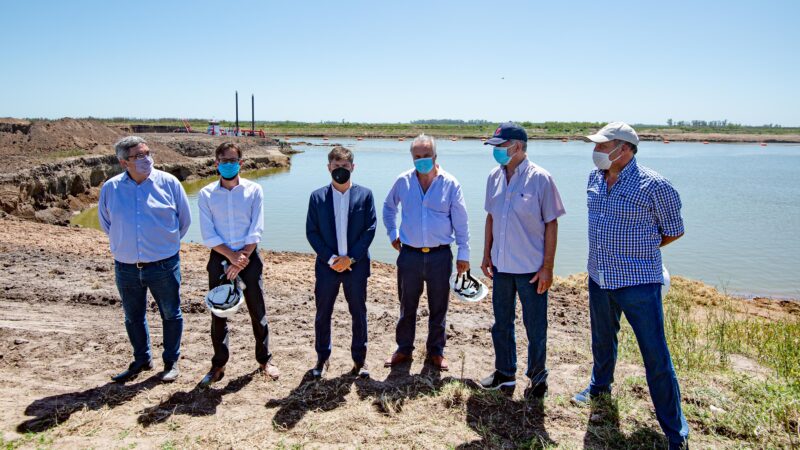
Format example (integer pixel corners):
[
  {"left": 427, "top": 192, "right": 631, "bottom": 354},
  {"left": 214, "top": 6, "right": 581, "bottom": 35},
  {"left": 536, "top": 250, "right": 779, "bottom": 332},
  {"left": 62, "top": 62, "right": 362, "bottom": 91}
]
[
  {"left": 328, "top": 146, "right": 353, "bottom": 163},
  {"left": 616, "top": 140, "right": 637, "bottom": 154},
  {"left": 215, "top": 142, "right": 242, "bottom": 159}
]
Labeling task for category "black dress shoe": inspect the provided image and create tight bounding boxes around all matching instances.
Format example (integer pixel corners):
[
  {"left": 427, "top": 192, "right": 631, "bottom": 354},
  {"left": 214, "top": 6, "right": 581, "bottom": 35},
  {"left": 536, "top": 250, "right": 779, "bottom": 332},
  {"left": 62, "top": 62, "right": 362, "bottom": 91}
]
[
  {"left": 524, "top": 382, "right": 548, "bottom": 400},
  {"left": 311, "top": 360, "right": 329, "bottom": 379},
  {"left": 160, "top": 362, "right": 180, "bottom": 383},
  {"left": 351, "top": 362, "right": 369, "bottom": 379},
  {"left": 111, "top": 361, "right": 153, "bottom": 383}
]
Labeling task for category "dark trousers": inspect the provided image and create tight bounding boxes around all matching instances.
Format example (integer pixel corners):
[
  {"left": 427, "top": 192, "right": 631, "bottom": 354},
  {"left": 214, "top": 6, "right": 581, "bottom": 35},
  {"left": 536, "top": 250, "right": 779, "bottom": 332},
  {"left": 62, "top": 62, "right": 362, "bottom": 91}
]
[
  {"left": 314, "top": 259, "right": 369, "bottom": 365},
  {"left": 207, "top": 250, "right": 271, "bottom": 368},
  {"left": 395, "top": 245, "right": 452, "bottom": 357}
]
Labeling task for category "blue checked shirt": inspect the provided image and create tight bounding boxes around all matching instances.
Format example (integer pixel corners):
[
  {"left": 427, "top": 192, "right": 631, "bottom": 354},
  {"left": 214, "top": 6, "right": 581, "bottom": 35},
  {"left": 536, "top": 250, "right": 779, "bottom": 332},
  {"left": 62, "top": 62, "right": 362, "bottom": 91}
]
[{"left": 587, "top": 158, "right": 684, "bottom": 289}]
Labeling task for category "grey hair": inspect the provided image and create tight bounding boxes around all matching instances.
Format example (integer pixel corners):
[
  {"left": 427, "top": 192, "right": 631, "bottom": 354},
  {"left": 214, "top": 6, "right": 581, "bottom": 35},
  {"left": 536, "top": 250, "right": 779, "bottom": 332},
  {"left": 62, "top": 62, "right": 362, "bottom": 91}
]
[
  {"left": 114, "top": 136, "right": 147, "bottom": 160},
  {"left": 509, "top": 139, "right": 527, "bottom": 153},
  {"left": 410, "top": 134, "right": 436, "bottom": 155}
]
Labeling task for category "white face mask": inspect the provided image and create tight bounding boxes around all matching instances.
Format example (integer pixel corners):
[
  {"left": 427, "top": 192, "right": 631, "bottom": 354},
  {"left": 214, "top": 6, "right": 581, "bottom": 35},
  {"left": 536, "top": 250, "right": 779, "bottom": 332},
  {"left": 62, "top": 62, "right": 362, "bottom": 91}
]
[{"left": 592, "top": 143, "right": 624, "bottom": 170}]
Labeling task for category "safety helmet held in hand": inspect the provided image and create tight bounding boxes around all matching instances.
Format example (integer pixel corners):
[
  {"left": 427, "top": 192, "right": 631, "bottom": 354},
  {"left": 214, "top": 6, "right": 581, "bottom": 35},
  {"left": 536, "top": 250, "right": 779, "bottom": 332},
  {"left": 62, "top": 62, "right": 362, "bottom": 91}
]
[
  {"left": 662, "top": 265, "right": 671, "bottom": 300},
  {"left": 205, "top": 279, "right": 244, "bottom": 318},
  {"left": 450, "top": 270, "right": 488, "bottom": 302}
]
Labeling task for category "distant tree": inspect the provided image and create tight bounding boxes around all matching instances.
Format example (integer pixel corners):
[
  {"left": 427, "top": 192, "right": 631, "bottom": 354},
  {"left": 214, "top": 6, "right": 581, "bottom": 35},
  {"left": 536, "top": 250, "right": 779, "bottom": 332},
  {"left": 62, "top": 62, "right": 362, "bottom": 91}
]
[{"left": 667, "top": 118, "right": 673, "bottom": 126}]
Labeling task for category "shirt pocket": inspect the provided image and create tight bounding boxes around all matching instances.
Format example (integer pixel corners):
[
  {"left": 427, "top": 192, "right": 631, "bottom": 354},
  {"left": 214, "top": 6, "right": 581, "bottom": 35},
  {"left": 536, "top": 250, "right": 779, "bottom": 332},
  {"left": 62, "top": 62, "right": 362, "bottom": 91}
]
[
  {"left": 512, "top": 192, "right": 538, "bottom": 218},
  {"left": 423, "top": 192, "right": 450, "bottom": 217},
  {"left": 587, "top": 187, "right": 603, "bottom": 212}
]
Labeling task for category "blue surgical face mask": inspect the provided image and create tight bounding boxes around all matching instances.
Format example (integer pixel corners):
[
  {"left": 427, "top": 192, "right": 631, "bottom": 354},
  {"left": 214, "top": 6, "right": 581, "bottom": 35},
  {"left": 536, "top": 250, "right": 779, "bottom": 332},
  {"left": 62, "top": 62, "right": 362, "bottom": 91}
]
[
  {"left": 493, "top": 146, "right": 512, "bottom": 165},
  {"left": 134, "top": 155, "right": 154, "bottom": 176},
  {"left": 218, "top": 162, "right": 240, "bottom": 179},
  {"left": 414, "top": 157, "right": 434, "bottom": 174}
]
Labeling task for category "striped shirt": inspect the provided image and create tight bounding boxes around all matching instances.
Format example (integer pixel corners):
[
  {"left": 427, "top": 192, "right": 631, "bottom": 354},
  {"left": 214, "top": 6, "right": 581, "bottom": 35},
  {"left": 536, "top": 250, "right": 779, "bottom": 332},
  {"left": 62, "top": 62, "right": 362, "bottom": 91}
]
[{"left": 587, "top": 158, "right": 684, "bottom": 289}]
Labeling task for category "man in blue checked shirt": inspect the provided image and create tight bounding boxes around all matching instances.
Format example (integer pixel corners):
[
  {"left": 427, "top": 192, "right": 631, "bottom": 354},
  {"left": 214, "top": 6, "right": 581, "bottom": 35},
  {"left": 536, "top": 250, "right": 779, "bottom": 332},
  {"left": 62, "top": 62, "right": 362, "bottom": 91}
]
[
  {"left": 573, "top": 122, "right": 689, "bottom": 449},
  {"left": 99, "top": 136, "right": 191, "bottom": 383},
  {"left": 383, "top": 134, "right": 470, "bottom": 371}
]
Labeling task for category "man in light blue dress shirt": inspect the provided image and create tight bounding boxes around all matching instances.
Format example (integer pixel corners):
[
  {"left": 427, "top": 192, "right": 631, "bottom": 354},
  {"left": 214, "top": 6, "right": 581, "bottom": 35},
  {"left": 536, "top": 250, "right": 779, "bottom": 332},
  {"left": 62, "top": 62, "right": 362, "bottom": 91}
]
[
  {"left": 477, "top": 123, "right": 566, "bottom": 398},
  {"left": 383, "top": 134, "right": 470, "bottom": 371},
  {"left": 98, "top": 136, "right": 191, "bottom": 383},
  {"left": 197, "top": 142, "right": 280, "bottom": 387}
]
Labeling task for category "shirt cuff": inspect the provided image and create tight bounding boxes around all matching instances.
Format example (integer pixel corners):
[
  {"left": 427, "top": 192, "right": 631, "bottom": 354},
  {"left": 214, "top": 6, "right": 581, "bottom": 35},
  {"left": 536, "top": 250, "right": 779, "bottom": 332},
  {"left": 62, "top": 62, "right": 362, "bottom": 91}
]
[
  {"left": 388, "top": 229, "right": 400, "bottom": 243},
  {"left": 244, "top": 234, "right": 261, "bottom": 245},
  {"left": 660, "top": 220, "right": 685, "bottom": 237},
  {"left": 203, "top": 236, "right": 225, "bottom": 249},
  {"left": 456, "top": 247, "right": 470, "bottom": 262},
  {"left": 328, "top": 255, "right": 338, "bottom": 266}
]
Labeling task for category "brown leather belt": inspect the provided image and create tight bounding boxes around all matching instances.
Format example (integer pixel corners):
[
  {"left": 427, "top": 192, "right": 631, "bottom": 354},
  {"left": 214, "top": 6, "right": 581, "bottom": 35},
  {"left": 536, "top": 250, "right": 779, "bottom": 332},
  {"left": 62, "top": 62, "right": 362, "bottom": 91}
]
[{"left": 402, "top": 244, "right": 449, "bottom": 253}]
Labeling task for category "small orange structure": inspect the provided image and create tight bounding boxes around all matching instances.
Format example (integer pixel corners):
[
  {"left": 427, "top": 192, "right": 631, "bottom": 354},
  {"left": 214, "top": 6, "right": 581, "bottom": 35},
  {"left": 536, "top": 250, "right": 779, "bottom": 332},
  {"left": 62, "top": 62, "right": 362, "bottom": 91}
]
[
  {"left": 760, "top": 142, "right": 768, "bottom": 147},
  {"left": 357, "top": 137, "right": 363, "bottom": 141},
  {"left": 703, "top": 141, "right": 709, "bottom": 144},
  {"left": 663, "top": 140, "right": 670, "bottom": 144},
  {"left": 398, "top": 137, "right": 405, "bottom": 141}
]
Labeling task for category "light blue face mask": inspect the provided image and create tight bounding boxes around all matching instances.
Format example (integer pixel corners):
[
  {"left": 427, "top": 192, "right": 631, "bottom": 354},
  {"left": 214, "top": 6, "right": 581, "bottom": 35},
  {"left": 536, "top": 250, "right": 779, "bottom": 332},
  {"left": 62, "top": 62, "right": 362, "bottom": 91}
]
[
  {"left": 218, "top": 162, "right": 240, "bottom": 179},
  {"left": 414, "top": 157, "right": 434, "bottom": 174},
  {"left": 493, "top": 146, "right": 512, "bottom": 165}
]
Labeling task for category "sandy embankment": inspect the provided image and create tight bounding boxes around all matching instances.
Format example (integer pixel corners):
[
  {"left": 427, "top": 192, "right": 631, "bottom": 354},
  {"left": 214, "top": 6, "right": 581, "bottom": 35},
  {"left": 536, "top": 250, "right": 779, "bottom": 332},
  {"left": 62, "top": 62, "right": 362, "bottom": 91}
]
[{"left": 0, "top": 118, "right": 293, "bottom": 225}]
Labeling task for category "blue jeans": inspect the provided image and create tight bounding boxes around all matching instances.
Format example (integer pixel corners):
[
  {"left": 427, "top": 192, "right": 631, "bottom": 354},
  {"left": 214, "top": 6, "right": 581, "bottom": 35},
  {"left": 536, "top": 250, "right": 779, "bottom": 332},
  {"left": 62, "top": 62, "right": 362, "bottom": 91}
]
[
  {"left": 114, "top": 253, "right": 183, "bottom": 366},
  {"left": 588, "top": 278, "right": 689, "bottom": 446},
  {"left": 491, "top": 268, "right": 548, "bottom": 384}
]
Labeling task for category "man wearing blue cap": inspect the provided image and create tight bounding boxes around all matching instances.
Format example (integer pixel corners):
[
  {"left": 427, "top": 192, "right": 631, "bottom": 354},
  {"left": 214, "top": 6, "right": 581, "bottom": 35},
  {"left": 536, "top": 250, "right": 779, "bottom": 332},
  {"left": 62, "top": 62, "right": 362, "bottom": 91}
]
[
  {"left": 574, "top": 122, "right": 689, "bottom": 449},
  {"left": 478, "top": 122, "right": 565, "bottom": 398}
]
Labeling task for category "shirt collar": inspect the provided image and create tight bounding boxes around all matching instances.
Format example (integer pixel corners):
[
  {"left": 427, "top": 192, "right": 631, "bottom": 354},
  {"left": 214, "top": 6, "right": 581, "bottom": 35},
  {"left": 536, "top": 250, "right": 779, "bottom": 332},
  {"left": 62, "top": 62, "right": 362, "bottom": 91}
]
[
  {"left": 515, "top": 157, "right": 531, "bottom": 174},
  {"left": 617, "top": 157, "right": 638, "bottom": 179},
  {"left": 122, "top": 169, "right": 154, "bottom": 185},
  {"left": 330, "top": 184, "right": 351, "bottom": 196}
]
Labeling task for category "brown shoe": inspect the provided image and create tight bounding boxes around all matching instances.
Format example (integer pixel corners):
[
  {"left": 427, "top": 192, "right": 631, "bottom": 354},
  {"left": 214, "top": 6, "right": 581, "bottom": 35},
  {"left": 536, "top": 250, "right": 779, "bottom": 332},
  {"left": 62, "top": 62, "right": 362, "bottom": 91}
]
[
  {"left": 429, "top": 355, "right": 449, "bottom": 371},
  {"left": 384, "top": 351, "right": 412, "bottom": 368},
  {"left": 199, "top": 366, "right": 225, "bottom": 387},
  {"left": 259, "top": 362, "right": 280, "bottom": 380}
]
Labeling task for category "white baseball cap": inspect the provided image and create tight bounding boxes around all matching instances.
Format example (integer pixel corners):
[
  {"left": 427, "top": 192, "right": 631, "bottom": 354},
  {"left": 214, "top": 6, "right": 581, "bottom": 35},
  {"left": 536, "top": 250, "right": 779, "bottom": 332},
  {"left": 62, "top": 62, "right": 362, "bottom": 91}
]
[{"left": 585, "top": 122, "right": 640, "bottom": 146}]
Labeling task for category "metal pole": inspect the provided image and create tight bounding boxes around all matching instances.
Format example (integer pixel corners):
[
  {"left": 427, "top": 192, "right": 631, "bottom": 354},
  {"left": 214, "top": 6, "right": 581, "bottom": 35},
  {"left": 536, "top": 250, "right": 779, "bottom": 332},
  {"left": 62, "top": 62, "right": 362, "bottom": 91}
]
[
  {"left": 235, "top": 91, "right": 239, "bottom": 134},
  {"left": 251, "top": 94, "right": 255, "bottom": 134}
]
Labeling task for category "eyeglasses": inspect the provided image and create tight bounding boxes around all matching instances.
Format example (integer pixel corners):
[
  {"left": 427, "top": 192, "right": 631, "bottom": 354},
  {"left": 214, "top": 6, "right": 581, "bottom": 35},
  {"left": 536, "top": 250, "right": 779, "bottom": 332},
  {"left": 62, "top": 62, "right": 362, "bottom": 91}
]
[
  {"left": 127, "top": 151, "right": 151, "bottom": 160},
  {"left": 218, "top": 158, "right": 240, "bottom": 164}
]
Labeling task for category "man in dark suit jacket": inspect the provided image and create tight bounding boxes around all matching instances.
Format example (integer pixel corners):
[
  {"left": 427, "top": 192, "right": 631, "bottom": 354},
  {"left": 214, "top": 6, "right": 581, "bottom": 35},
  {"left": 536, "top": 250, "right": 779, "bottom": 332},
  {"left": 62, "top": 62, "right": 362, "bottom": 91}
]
[{"left": 306, "top": 146, "right": 377, "bottom": 378}]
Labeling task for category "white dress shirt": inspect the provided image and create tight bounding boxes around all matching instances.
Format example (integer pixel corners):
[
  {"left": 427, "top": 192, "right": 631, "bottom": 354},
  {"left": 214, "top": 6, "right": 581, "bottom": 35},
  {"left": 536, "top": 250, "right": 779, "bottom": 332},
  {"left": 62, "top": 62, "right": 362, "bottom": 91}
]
[
  {"left": 328, "top": 185, "right": 351, "bottom": 265},
  {"left": 198, "top": 178, "right": 264, "bottom": 251}
]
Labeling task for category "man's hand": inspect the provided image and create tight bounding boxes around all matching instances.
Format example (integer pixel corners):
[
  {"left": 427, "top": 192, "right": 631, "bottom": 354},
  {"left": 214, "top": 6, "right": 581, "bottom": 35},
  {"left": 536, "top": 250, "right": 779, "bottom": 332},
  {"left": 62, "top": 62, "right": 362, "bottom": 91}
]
[
  {"left": 229, "top": 251, "right": 249, "bottom": 270},
  {"left": 330, "top": 256, "right": 351, "bottom": 272},
  {"left": 530, "top": 267, "right": 553, "bottom": 294},
  {"left": 225, "top": 264, "right": 242, "bottom": 281},
  {"left": 481, "top": 254, "right": 493, "bottom": 279},
  {"left": 391, "top": 238, "right": 401, "bottom": 251},
  {"left": 456, "top": 260, "right": 469, "bottom": 276}
]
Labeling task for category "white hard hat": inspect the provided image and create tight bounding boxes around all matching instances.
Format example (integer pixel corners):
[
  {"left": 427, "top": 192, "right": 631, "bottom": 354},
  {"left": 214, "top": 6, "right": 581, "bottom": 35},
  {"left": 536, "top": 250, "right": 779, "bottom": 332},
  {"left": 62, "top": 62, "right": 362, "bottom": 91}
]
[
  {"left": 205, "top": 281, "right": 244, "bottom": 319},
  {"left": 450, "top": 270, "right": 488, "bottom": 303},
  {"left": 662, "top": 265, "right": 671, "bottom": 300}
]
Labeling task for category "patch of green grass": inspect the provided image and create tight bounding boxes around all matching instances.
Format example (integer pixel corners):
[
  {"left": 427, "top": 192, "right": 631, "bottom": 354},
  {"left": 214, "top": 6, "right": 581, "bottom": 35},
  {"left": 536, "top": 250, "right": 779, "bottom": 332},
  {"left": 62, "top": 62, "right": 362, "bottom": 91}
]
[
  {"left": 0, "top": 431, "right": 54, "bottom": 450},
  {"left": 614, "top": 281, "right": 800, "bottom": 446}
]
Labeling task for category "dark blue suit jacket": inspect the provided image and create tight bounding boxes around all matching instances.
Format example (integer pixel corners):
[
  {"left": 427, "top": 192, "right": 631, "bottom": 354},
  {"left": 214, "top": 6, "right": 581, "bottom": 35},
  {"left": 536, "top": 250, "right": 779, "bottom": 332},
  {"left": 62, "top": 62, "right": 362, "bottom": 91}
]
[{"left": 306, "top": 183, "right": 377, "bottom": 276}]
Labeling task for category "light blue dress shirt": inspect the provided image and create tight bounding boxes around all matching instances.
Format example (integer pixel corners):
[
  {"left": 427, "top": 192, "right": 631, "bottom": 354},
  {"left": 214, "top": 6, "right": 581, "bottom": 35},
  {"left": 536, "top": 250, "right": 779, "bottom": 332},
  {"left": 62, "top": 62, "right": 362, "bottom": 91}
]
[
  {"left": 197, "top": 177, "right": 264, "bottom": 251},
  {"left": 485, "top": 158, "right": 566, "bottom": 274},
  {"left": 383, "top": 167, "right": 470, "bottom": 261},
  {"left": 98, "top": 169, "right": 191, "bottom": 264}
]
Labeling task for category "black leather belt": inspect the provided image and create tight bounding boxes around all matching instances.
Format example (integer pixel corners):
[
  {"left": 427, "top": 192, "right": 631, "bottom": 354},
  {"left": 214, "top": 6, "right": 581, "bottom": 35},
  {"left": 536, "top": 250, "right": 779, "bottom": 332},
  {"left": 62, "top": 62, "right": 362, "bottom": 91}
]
[{"left": 402, "top": 244, "right": 449, "bottom": 253}]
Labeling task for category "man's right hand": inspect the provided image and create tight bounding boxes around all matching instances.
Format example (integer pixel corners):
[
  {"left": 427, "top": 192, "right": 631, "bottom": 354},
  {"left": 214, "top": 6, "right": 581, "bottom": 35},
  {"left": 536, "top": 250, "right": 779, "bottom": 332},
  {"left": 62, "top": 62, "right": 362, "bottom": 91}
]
[
  {"left": 391, "top": 238, "right": 402, "bottom": 251},
  {"left": 481, "top": 254, "right": 493, "bottom": 279},
  {"left": 229, "top": 251, "right": 249, "bottom": 270}
]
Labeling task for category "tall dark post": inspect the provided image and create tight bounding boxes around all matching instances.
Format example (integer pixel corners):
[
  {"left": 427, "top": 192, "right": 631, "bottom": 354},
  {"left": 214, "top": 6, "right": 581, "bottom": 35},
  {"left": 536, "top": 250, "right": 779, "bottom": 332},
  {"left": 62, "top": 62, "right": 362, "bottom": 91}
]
[
  {"left": 235, "top": 91, "right": 239, "bottom": 134},
  {"left": 251, "top": 94, "right": 255, "bottom": 134}
]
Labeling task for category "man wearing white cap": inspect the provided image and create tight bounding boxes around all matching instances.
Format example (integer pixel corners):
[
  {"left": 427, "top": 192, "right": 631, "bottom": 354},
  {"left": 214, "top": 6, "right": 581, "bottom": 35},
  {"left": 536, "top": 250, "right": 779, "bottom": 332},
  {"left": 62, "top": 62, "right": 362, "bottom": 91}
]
[{"left": 574, "top": 122, "right": 689, "bottom": 449}]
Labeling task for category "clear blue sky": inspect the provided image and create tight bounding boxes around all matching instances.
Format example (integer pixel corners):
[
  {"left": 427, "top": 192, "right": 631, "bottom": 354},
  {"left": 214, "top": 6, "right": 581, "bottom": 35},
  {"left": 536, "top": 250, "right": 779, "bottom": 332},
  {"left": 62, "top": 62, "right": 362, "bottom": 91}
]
[{"left": 1, "top": 0, "right": 798, "bottom": 125}]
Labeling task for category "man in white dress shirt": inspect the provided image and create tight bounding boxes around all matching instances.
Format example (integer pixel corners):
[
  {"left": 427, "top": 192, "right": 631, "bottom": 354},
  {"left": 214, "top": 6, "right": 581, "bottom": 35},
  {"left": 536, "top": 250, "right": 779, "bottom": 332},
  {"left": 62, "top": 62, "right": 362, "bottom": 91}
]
[{"left": 197, "top": 142, "right": 279, "bottom": 386}]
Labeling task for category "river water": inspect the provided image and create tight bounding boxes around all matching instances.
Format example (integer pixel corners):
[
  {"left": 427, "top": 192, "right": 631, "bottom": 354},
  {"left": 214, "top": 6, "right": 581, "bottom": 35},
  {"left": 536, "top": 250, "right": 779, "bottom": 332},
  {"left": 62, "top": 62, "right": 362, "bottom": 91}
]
[{"left": 73, "top": 137, "right": 800, "bottom": 298}]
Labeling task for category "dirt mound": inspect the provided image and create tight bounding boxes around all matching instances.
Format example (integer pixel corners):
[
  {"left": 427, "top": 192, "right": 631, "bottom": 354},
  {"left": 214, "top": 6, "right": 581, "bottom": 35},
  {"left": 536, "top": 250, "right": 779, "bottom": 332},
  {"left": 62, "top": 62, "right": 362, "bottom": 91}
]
[{"left": 0, "top": 118, "right": 122, "bottom": 158}]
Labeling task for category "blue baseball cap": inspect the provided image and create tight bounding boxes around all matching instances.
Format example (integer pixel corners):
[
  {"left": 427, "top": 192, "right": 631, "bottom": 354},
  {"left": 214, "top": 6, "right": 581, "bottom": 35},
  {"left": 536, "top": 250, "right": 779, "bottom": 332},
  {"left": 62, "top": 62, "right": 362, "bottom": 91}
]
[{"left": 485, "top": 122, "right": 528, "bottom": 146}]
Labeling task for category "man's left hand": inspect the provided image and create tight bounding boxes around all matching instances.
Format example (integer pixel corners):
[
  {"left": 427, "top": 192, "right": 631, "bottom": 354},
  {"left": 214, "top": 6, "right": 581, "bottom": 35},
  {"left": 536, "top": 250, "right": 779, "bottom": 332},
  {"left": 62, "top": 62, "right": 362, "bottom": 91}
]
[
  {"left": 530, "top": 267, "right": 553, "bottom": 294},
  {"left": 456, "top": 260, "right": 470, "bottom": 276},
  {"left": 225, "top": 264, "right": 243, "bottom": 281}
]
